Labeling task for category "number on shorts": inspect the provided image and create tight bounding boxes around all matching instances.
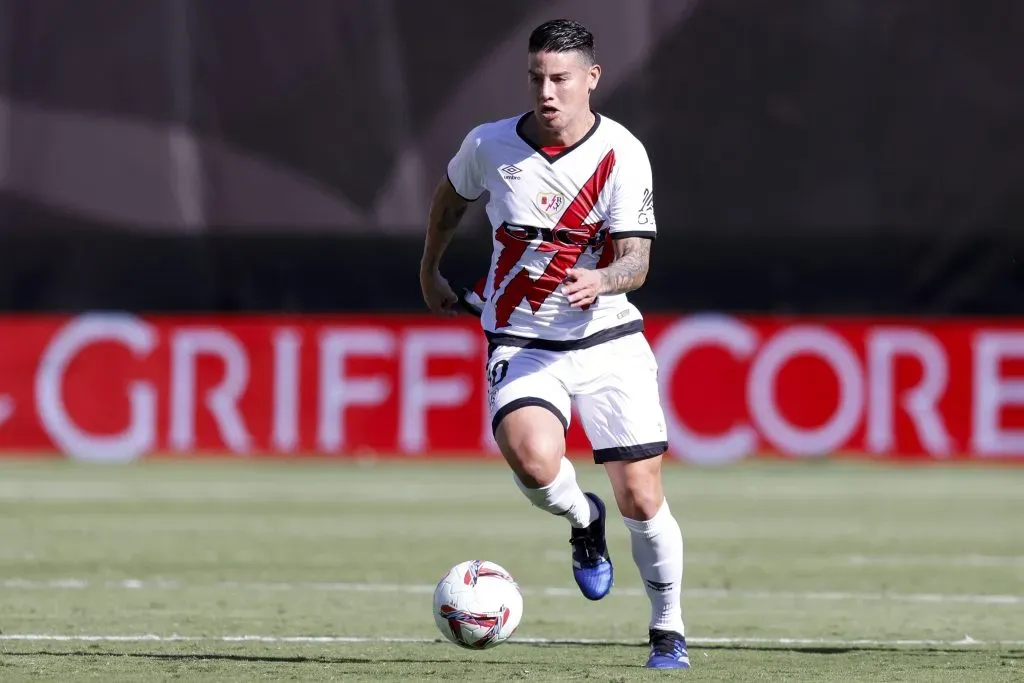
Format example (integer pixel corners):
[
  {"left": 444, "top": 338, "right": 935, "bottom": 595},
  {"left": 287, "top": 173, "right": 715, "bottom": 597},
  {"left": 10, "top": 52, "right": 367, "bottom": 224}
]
[{"left": 488, "top": 360, "right": 509, "bottom": 388}]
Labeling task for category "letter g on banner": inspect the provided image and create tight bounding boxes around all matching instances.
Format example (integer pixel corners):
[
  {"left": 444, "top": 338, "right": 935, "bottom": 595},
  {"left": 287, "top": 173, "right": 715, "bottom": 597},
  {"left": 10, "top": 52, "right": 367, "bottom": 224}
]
[{"left": 35, "top": 314, "right": 158, "bottom": 463}]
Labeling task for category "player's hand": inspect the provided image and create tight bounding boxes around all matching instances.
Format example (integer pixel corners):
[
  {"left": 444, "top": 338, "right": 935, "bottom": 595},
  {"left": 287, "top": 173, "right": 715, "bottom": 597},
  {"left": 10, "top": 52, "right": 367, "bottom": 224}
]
[
  {"left": 420, "top": 269, "right": 459, "bottom": 316},
  {"left": 563, "top": 267, "right": 603, "bottom": 308}
]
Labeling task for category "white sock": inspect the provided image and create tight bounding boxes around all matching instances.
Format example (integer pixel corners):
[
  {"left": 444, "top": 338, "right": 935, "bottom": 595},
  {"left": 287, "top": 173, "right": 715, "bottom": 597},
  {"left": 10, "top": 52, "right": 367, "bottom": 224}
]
[
  {"left": 623, "top": 500, "right": 686, "bottom": 635},
  {"left": 513, "top": 457, "right": 597, "bottom": 528}
]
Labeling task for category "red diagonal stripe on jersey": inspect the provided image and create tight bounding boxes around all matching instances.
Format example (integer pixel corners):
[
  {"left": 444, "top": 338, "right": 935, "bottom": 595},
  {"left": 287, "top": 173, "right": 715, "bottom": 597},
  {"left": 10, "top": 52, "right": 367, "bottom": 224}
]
[
  {"left": 493, "top": 150, "right": 616, "bottom": 328},
  {"left": 556, "top": 149, "right": 617, "bottom": 230},
  {"left": 490, "top": 224, "right": 529, "bottom": 297}
]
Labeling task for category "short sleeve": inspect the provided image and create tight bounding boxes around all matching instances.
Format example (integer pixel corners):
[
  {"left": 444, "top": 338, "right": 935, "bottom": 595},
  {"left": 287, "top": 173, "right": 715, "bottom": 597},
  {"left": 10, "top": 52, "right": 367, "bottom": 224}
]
[
  {"left": 606, "top": 141, "right": 656, "bottom": 238},
  {"left": 446, "top": 125, "right": 486, "bottom": 201}
]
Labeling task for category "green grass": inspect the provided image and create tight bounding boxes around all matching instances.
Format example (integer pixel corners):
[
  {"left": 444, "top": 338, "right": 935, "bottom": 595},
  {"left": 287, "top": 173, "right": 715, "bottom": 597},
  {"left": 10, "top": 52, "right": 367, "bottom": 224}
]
[{"left": 0, "top": 458, "right": 1022, "bottom": 681}]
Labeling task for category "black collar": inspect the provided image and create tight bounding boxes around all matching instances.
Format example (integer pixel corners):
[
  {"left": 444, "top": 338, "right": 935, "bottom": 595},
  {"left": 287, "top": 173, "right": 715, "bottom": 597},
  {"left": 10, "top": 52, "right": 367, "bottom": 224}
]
[{"left": 515, "top": 111, "right": 602, "bottom": 164}]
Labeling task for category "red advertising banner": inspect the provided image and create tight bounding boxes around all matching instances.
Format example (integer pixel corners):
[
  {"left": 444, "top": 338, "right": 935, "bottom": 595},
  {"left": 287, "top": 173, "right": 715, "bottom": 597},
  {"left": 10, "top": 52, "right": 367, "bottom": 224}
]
[{"left": 0, "top": 314, "right": 1022, "bottom": 463}]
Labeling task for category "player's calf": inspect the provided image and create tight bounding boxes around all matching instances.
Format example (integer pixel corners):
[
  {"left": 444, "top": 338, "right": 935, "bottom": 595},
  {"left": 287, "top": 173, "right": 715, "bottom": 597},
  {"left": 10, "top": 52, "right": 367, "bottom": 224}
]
[
  {"left": 622, "top": 500, "right": 686, "bottom": 635},
  {"left": 510, "top": 458, "right": 612, "bottom": 601},
  {"left": 496, "top": 405, "right": 612, "bottom": 600},
  {"left": 605, "top": 458, "right": 687, "bottom": 641},
  {"left": 497, "top": 406, "right": 593, "bottom": 525}
]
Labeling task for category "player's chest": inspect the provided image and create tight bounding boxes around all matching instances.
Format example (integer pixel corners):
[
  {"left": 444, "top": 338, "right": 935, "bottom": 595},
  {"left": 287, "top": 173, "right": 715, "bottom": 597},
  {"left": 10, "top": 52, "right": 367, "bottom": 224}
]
[{"left": 483, "top": 147, "right": 614, "bottom": 225}]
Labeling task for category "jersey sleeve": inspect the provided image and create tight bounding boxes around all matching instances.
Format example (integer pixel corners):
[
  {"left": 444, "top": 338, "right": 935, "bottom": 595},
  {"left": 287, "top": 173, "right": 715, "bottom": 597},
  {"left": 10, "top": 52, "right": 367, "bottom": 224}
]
[
  {"left": 446, "top": 125, "right": 486, "bottom": 202},
  {"left": 606, "top": 141, "right": 657, "bottom": 238}
]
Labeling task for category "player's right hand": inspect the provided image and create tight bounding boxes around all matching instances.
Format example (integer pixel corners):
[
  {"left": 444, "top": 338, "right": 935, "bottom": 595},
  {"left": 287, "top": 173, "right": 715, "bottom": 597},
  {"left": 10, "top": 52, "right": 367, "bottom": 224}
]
[{"left": 420, "top": 269, "right": 459, "bottom": 316}]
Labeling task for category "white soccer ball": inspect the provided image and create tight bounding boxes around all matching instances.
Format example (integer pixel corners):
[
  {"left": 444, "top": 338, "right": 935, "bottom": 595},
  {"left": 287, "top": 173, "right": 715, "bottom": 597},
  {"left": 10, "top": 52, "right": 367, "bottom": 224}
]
[{"left": 432, "top": 560, "right": 523, "bottom": 649}]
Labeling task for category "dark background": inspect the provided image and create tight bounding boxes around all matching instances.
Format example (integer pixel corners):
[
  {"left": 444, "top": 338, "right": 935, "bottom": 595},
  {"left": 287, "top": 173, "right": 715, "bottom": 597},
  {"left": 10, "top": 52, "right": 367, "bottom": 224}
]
[{"left": 1, "top": 0, "right": 1021, "bottom": 315}]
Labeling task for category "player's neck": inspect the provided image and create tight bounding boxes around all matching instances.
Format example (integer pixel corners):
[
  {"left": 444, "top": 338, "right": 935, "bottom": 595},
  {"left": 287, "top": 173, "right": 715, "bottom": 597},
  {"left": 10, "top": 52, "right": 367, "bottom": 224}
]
[{"left": 529, "top": 110, "right": 596, "bottom": 148}]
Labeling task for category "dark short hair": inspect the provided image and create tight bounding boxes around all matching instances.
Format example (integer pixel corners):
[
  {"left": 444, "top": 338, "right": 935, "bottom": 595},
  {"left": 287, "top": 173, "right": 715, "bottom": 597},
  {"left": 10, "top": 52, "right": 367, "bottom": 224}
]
[{"left": 528, "top": 19, "right": 595, "bottom": 64}]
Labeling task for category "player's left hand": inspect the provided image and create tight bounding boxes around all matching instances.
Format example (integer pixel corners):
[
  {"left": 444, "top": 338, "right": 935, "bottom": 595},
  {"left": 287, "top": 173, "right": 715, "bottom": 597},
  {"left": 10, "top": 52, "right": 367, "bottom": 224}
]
[{"left": 563, "top": 267, "right": 603, "bottom": 308}]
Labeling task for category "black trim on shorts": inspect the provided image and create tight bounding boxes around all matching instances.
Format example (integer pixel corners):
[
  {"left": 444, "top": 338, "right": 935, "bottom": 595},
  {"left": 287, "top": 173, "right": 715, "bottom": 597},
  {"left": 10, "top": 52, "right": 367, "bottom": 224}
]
[
  {"left": 485, "top": 319, "right": 643, "bottom": 353},
  {"left": 611, "top": 231, "right": 656, "bottom": 240},
  {"left": 593, "top": 441, "right": 668, "bottom": 464},
  {"left": 445, "top": 172, "right": 482, "bottom": 203},
  {"left": 491, "top": 397, "right": 569, "bottom": 436}
]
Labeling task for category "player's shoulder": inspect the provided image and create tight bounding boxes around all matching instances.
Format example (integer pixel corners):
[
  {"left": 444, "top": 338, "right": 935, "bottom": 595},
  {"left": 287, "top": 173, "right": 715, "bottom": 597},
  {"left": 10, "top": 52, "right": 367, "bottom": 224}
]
[
  {"left": 596, "top": 114, "right": 650, "bottom": 158},
  {"left": 461, "top": 114, "right": 523, "bottom": 145}
]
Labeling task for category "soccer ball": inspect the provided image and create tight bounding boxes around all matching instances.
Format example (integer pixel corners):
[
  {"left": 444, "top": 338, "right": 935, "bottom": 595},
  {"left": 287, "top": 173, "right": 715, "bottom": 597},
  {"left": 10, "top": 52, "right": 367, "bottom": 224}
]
[{"left": 432, "top": 560, "right": 523, "bottom": 649}]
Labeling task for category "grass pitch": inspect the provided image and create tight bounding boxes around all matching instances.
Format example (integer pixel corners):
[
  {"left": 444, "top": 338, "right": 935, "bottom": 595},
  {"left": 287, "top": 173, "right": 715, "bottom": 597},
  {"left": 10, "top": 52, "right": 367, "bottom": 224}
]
[{"left": 0, "top": 457, "right": 1022, "bottom": 681}]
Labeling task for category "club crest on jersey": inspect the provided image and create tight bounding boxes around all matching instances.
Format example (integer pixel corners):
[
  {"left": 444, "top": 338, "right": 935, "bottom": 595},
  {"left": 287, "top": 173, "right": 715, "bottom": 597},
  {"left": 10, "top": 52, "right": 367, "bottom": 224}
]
[{"left": 536, "top": 192, "right": 565, "bottom": 215}]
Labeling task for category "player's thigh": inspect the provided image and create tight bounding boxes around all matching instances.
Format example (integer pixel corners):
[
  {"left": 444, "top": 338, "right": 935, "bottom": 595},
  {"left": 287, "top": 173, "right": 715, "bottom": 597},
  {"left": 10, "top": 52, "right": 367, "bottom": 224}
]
[
  {"left": 487, "top": 346, "right": 572, "bottom": 487},
  {"left": 574, "top": 334, "right": 668, "bottom": 464},
  {"left": 574, "top": 334, "right": 668, "bottom": 518}
]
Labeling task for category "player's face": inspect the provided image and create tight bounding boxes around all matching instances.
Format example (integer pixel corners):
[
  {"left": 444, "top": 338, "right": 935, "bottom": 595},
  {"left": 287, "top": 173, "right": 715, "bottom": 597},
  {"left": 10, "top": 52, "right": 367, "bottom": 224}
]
[{"left": 528, "top": 50, "right": 600, "bottom": 132}]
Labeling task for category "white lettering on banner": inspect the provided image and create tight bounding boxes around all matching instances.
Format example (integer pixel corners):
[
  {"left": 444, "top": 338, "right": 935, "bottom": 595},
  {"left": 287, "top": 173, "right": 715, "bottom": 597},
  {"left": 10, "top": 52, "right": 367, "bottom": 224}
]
[
  {"left": 169, "top": 329, "right": 252, "bottom": 453},
  {"left": 867, "top": 329, "right": 952, "bottom": 455},
  {"left": 317, "top": 328, "right": 395, "bottom": 451},
  {"left": 399, "top": 330, "right": 476, "bottom": 453},
  {"left": 653, "top": 315, "right": 759, "bottom": 465},
  {"left": 972, "top": 332, "right": 1024, "bottom": 456},
  {"left": 655, "top": 316, "right": 930, "bottom": 462},
  {"left": 36, "top": 314, "right": 157, "bottom": 462},
  {"left": 748, "top": 326, "right": 863, "bottom": 456},
  {"left": 272, "top": 329, "right": 302, "bottom": 452}
]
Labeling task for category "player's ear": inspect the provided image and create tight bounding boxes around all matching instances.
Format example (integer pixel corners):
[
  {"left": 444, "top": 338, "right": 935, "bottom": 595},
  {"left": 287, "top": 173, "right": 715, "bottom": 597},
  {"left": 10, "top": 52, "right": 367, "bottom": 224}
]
[{"left": 588, "top": 63, "right": 601, "bottom": 92}]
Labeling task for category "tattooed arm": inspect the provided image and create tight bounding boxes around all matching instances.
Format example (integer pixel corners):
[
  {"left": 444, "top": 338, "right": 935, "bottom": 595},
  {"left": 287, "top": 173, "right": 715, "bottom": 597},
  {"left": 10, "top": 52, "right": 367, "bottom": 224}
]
[
  {"left": 420, "top": 177, "right": 471, "bottom": 315},
  {"left": 565, "top": 138, "right": 657, "bottom": 307},
  {"left": 421, "top": 177, "right": 471, "bottom": 273},
  {"left": 598, "top": 236, "right": 652, "bottom": 295},
  {"left": 563, "top": 236, "right": 652, "bottom": 308}
]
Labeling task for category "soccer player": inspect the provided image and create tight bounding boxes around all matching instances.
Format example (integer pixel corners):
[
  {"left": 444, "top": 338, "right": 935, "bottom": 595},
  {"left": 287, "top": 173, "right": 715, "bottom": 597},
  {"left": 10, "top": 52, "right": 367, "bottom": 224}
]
[{"left": 418, "top": 19, "right": 689, "bottom": 669}]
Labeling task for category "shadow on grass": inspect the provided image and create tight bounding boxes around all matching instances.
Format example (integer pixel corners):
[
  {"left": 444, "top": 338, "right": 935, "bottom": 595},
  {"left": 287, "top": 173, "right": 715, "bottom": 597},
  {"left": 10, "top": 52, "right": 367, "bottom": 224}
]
[{"left": 6, "top": 641, "right": 1022, "bottom": 665}]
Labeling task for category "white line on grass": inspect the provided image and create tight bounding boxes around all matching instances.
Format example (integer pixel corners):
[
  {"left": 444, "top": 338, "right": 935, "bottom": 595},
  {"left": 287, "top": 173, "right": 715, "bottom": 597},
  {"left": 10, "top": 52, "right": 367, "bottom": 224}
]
[
  {"left": 846, "top": 554, "right": 1024, "bottom": 568},
  {"left": 2, "top": 578, "right": 1022, "bottom": 605},
  {"left": 2, "top": 480, "right": 1021, "bottom": 503},
  {"left": 1, "top": 634, "right": 1023, "bottom": 648},
  {"left": 543, "top": 551, "right": 1024, "bottom": 569}
]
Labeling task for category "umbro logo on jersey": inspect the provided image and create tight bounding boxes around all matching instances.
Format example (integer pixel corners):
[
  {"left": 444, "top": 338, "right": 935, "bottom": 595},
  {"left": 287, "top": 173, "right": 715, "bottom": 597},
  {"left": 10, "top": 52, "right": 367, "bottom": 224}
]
[{"left": 500, "top": 164, "right": 522, "bottom": 180}]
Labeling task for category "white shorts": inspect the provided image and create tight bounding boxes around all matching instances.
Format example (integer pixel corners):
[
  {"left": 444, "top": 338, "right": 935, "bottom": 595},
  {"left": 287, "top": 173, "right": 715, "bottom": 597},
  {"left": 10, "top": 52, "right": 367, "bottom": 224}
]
[{"left": 486, "top": 330, "right": 668, "bottom": 463}]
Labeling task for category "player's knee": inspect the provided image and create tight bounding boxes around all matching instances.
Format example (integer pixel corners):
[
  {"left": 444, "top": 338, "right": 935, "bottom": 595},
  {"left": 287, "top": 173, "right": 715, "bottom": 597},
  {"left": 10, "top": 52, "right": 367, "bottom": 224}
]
[
  {"left": 620, "top": 484, "right": 663, "bottom": 521},
  {"left": 495, "top": 405, "right": 566, "bottom": 487},
  {"left": 608, "top": 459, "right": 665, "bottom": 521},
  {"left": 504, "top": 431, "right": 564, "bottom": 488}
]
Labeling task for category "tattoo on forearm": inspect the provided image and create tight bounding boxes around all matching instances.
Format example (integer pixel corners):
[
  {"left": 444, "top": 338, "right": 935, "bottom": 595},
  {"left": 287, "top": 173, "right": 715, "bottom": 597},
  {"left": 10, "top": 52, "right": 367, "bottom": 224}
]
[
  {"left": 423, "top": 181, "right": 470, "bottom": 270},
  {"left": 599, "top": 238, "right": 651, "bottom": 294},
  {"left": 437, "top": 201, "right": 467, "bottom": 232}
]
